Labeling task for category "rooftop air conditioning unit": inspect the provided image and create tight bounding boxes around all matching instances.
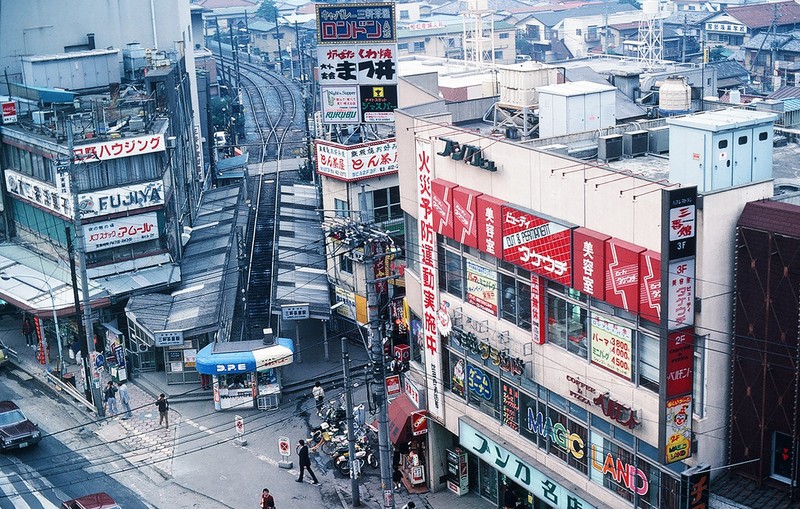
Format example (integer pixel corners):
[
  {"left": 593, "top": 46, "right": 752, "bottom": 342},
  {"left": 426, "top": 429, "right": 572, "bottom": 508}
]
[
  {"left": 32, "top": 110, "right": 53, "bottom": 125},
  {"left": 647, "top": 126, "right": 670, "bottom": 154},
  {"left": 623, "top": 130, "right": 648, "bottom": 157},
  {"left": 598, "top": 134, "right": 622, "bottom": 162}
]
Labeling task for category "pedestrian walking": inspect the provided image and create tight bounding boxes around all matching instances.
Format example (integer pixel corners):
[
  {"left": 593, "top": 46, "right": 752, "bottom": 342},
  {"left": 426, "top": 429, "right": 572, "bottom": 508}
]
[
  {"left": 103, "top": 381, "right": 118, "bottom": 416},
  {"left": 312, "top": 381, "right": 324, "bottom": 415},
  {"left": 117, "top": 381, "right": 132, "bottom": 419},
  {"left": 503, "top": 483, "right": 518, "bottom": 509},
  {"left": 260, "top": 487, "right": 275, "bottom": 509},
  {"left": 155, "top": 393, "right": 169, "bottom": 428},
  {"left": 295, "top": 439, "right": 319, "bottom": 484},
  {"left": 22, "top": 317, "right": 34, "bottom": 347}
]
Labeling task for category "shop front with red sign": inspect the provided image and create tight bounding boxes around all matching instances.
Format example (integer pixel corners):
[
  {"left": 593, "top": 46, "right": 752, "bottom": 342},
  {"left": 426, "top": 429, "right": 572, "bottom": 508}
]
[{"left": 501, "top": 205, "right": 573, "bottom": 285}]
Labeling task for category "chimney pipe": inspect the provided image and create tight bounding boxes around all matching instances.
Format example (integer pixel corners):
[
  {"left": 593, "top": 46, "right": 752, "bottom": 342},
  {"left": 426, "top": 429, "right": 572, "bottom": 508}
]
[{"left": 87, "top": 33, "right": 96, "bottom": 50}]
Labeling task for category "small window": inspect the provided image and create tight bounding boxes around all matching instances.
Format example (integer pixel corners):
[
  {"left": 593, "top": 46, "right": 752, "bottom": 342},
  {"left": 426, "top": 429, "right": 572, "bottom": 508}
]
[
  {"left": 738, "top": 135, "right": 748, "bottom": 145},
  {"left": 718, "top": 139, "right": 728, "bottom": 149},
  {"left": 759, "top": 132, "right": 768, "bottom": 141},
  {"left": 499, "top": 33, "right": 509, "bottom": 39}
]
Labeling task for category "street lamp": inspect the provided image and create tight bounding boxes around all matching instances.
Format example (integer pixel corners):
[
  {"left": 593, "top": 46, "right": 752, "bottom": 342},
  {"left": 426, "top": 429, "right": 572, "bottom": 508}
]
[{"left": 0, "top": 272, "right": 63, "bottom": 374}]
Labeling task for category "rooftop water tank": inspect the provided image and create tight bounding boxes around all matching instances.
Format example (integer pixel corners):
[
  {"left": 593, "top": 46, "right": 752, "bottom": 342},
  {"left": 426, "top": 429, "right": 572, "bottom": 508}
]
[{"left": 658, "top": 76, "right": 692, "bottom": 117}]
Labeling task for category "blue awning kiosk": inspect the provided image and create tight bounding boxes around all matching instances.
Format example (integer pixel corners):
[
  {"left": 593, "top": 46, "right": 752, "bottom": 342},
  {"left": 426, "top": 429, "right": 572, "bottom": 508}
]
[{"left": 196, "top": 338, "right": 294, "bottom": 411}]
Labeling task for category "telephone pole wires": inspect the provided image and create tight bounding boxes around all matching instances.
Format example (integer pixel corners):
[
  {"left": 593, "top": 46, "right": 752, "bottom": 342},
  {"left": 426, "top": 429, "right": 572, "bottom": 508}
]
[{"left": 322, "top": 217, "right": 396, "bottom": 509}]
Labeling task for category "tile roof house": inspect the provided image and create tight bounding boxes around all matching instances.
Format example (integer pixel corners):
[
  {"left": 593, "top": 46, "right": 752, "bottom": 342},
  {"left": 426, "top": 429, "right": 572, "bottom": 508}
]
[{"left": 704, "top": 1, "right": 800, "bottom": 49}]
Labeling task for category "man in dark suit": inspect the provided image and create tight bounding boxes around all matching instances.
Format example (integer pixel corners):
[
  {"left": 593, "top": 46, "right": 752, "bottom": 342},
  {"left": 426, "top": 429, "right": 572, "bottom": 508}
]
[{"left": 296, "top": 439, "right": 319, "bottom": 484}]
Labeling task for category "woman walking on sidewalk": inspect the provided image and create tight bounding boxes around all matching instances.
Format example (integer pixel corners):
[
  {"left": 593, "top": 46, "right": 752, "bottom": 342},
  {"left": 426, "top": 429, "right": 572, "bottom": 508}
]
[{"left": 22, "top": 317, "right": 34, "bottom": 348}]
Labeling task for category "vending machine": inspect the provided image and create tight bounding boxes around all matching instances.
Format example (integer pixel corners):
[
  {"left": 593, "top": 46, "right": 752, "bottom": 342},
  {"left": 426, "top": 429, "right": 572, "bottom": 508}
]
[{"left": 446, "top": 447, "right": 469, "bottom": 496}]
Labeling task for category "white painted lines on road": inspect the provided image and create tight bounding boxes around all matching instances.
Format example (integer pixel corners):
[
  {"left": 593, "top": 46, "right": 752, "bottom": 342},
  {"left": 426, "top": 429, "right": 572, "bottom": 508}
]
[
  {"left": 184, "top": 418, "right": 215, "bottom": 435},
  {"left": 0, "top": 471, "right": 60, "bottom": 509}
]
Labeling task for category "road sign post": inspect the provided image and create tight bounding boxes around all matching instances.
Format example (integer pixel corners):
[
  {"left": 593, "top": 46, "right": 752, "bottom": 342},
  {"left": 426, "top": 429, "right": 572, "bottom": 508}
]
[
  {"left": 234, "top": 415, "right": 247, "bottom": 446},
  {"left": 278, "top": 436, "right": 293, "bottom": 469}
]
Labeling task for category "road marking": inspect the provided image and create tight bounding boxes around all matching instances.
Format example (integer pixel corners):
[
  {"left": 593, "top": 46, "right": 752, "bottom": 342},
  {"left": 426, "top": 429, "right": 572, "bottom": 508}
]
[
  {"left": 0, "top": 469, "right": 60, "bottom": 509},
  {"left": 185, "top": 419, "right": 215, "bottom": 435}
]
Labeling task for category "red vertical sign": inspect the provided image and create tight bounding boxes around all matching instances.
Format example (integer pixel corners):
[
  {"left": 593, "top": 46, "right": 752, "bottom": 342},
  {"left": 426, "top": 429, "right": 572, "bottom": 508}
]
[
  {"left": 572, "top": 228, "right": 609, "bottom": 299},
  {"left": 639, "top": 250, "right": 661, "bottom": 324},
  {"left": 476, "top": 194, "right": 505, "bottom": 257},
  {"left": 605, "top": 239, "right": 645, "bottom": 313},
  {"left": 431, "top": 179, "right": 457, "bottom": 237},
  {"left": 666, "top": 328, "right": 694, "bottom": 398},
  {"left": 452, "top": 187, "right": 481, "bottom": 248}
]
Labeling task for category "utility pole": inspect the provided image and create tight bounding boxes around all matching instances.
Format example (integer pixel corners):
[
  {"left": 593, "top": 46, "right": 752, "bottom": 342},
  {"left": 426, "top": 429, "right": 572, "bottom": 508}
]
[
  {"left": 66, "top": 120, "right": 104, "bottom": 417},
  {"left": 275, "top": 12, "right": 283, "bottom": 75},
  {"left": 322, "top": 217, "right": 395, "bottom": 509},
  {"left": 66, "top": 226, "right": 92, "bottom": 402},
  {"left": 342, "top": 337, "right": 360, "bottom": 506}
]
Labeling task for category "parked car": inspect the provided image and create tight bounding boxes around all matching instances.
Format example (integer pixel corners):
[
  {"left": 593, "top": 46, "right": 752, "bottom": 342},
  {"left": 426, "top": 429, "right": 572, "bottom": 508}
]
[
  {"left": 61, "top": 493, "right": 121, "bottom": 509},
  {"left": 0, "top": 338, "right": 11, "bottom": 368},
  {"left": 0, "top": 401, "right": 41, "bottom": 450}
]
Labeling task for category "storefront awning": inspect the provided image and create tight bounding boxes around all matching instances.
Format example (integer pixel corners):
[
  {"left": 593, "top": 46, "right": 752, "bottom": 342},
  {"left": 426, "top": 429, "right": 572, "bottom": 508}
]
[
  {"left": 386, "top": 394, "right": 418, "bottom": 444},
  {"left": 195, "top": 338, "right": 295, "bottom": 375}
]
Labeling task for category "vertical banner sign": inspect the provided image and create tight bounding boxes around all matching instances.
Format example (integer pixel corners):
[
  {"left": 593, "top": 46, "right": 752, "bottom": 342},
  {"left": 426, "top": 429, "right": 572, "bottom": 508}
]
[
  {"left": 572, "top": 228, "right": 609, "bottom": 300},
  {"left": 680, "top": 464, "right": 710, "bottom": 509},
  {"left": 476, "top": 194, "right": 505, "bottom": 257},
  {"left": 465, "top": 259, "right": 498, "bottom": 315},
  {"left": 639, "top": 250, "right": 661, "bottom": 324},
  {"left": 659, "top": 186, "right": 697, "bottom": 464},
  {"left": 416, "top": 139, "right": 443, "bottom": 421},
  {"left": 605, "top": 239, "right": 644, "bottom": 313},
  {"left": 530, "top": 273, "right": 545, "bottom": 344},
  {"left": 452, "top": 187, "right": 481, "bottom": 248}
]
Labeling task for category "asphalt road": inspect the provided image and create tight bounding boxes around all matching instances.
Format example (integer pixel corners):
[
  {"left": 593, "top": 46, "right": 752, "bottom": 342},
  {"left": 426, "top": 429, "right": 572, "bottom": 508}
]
[{"left": 0, "top": 367, "right": 221, "bottom": 509}]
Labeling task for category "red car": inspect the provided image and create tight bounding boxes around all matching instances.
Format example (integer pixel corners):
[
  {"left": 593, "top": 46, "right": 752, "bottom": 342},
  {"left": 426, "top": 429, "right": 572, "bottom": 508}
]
[
  {"left": 61, "top": 492, "right": 121, "bottom": 509},
  {"left": 0, "top": 400, "right": 41, "bottom": 450}
]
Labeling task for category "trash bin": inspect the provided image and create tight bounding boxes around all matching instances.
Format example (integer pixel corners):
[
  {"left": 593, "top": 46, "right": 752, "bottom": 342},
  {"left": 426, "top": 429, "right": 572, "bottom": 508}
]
[{"left": 62, "top": 372, "right": 76, "bottom": 389}]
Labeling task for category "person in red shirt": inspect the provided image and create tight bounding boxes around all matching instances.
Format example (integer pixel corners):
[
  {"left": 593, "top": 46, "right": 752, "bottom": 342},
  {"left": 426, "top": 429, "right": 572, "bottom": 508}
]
[{"left": 260, "top": 487, "right": 275, "bottom": 508}]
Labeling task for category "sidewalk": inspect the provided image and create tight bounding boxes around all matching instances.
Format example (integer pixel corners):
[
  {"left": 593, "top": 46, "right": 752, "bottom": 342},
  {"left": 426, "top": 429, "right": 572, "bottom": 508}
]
[{"left": 1, "top": 314, "right": 179, "bottom": 478}]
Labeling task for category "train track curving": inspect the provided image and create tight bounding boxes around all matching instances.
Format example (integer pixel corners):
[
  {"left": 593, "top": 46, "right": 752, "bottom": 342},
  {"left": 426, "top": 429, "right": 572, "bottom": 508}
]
[{"left": 216, "top": 54, "right": 309, "bottom": 340}]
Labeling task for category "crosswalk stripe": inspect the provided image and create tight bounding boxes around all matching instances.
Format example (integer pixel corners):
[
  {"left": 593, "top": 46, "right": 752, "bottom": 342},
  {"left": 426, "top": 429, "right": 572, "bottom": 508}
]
[{"left": 0, "top": 472, "right": 59, "bottom": 509}]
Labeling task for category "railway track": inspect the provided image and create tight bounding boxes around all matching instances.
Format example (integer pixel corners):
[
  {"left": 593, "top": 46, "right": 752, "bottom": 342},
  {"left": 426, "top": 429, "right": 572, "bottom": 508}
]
[{"left": 216, "top": 54, "right": 309, "bottom": 339}]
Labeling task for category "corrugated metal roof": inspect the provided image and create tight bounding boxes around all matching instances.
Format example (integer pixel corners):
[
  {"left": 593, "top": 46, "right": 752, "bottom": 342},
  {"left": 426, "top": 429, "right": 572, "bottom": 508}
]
[
  {"left": 126, "top": 185, "right": 244, "bottom": 337},
  {"left": 785, "top": 98, "right": 800, "bottom": 112},
  {"left": 272, "top": 176, "right": 330, "bottom": 321},
  {"left": 769, "top": 85, "right": 800, "bottom": 100}
]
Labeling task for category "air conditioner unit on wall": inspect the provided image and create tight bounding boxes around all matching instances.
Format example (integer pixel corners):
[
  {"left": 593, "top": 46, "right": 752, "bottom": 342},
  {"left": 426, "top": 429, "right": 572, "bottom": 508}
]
[{"left": 598, "top": 134, "right": 622, "bottom": 162}]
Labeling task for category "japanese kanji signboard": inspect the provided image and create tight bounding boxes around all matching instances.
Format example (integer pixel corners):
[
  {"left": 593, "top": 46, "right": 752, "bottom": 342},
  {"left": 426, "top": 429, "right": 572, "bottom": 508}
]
[
  {"left": 73, "top": 134, "right": 165, "bottom": 163},
  {"left": 317, "top": 45, "right": 398, "bottom": 85},
  {"left": 316, "top": 3, "right": 397, "bottom": 124},
  {"left": 315, "top": 138, "right": 398, "bottom": 181},
  {"left": 416, "top": 138, "right": 443, "bottom": 421},
  {"left": 659, "top": 186, "right": 697, "bottom": 465},
  {"left": 360, "top": 84, "right": 398, "bottom": 123},
  {"left": 83, "top": 212, "right": 159, "bottom": 252},
  {"left": 316, "top": 3, "right": 396, "bottom": 44},
  {"left": 501, "top": 205, "right": 573, "bottom": 285}
]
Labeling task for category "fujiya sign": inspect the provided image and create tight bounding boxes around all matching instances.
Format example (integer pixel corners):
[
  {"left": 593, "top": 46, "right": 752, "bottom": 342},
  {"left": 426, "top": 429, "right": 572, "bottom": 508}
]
[{"left": 5, "top": 170, "right": 164, "bottom": 220}]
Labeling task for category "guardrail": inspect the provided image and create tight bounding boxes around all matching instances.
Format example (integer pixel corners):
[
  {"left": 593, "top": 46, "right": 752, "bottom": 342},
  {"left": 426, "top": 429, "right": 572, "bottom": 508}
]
[
  {"left": 4, "top": 346, "right": 19, "bottom": 363},
  {"left": 44, "top": 371, "right": 97, "bottom": 414}
]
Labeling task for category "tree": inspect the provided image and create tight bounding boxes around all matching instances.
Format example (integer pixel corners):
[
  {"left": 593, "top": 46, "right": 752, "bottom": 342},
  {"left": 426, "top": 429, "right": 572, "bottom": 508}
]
[{"left": 257, "top": 0, "right": 278, "bottom": 22}]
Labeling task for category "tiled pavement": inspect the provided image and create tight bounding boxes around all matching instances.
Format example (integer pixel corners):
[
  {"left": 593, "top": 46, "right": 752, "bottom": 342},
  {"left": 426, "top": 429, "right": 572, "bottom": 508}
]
[{"left": 2, "top": 320, "right": 179, "bottom": 478}]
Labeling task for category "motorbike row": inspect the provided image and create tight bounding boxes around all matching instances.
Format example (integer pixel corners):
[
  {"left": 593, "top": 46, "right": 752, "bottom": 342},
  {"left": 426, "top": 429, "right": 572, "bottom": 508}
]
[{"left": 309, "top": 398, "right": 379, "bottom": 477}]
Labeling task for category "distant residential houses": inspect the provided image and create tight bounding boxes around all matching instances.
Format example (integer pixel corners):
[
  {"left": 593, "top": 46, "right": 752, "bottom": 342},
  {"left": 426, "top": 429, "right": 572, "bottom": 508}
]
[{"left": 195, "top": 0, "right": 800, "bottom": 96}]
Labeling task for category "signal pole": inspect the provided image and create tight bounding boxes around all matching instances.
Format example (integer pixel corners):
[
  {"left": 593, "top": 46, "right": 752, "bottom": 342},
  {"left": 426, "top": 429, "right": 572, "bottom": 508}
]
[
  {"left": 322, "top": 217, "right": 395, "bottom": 509},
  {"left": 342, "top": 337, "right": 360, "bottom": 506}
]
